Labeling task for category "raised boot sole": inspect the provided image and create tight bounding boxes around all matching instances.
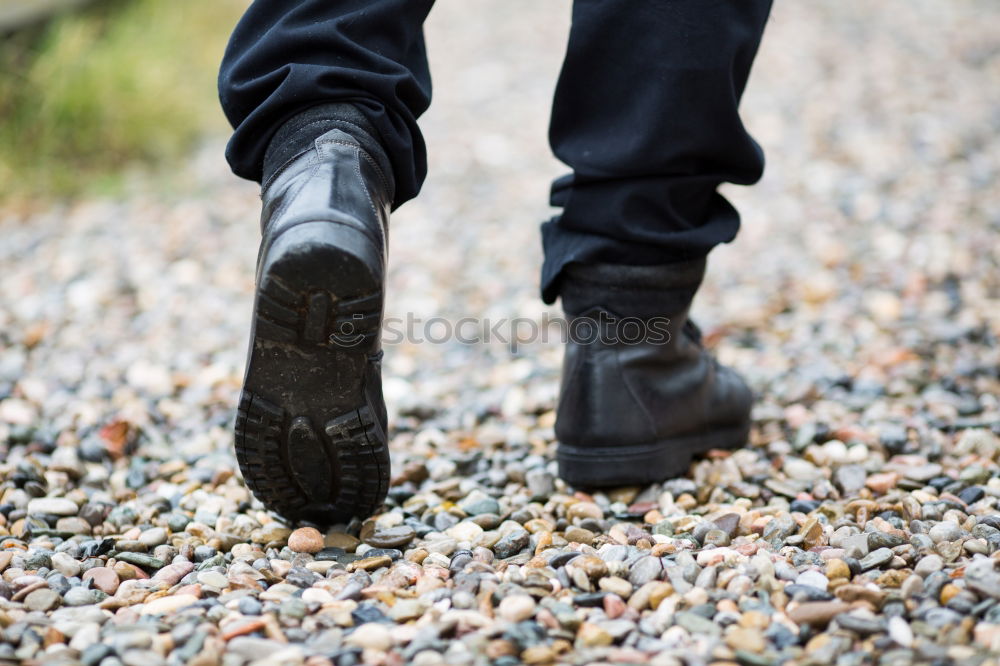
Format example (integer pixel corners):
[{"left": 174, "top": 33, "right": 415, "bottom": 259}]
[
  {"left": 556, "top": 421, "right": 750, "bottom": 488},
  {"left": 235, "top": 221, "right": 389, "bottom": 524}
]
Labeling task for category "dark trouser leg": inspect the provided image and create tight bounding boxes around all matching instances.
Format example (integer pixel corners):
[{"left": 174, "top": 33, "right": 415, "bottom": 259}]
[
  {"left": 541, "top": 0, "right": 773, "bottom": 303},
  {"left": 218, "top": 0, "right": 435, "bottom": 208}
]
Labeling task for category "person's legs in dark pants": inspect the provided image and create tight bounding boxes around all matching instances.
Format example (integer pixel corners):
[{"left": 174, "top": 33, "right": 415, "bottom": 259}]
[
  {"left": 547, "top": 1, "right": 773, "bottom": 486},
  {"left": 218, "top": 1, "right": 434, "bottom": 524},
  {"left": 543, "top": 0, "right": 773, "bottom": 299}
]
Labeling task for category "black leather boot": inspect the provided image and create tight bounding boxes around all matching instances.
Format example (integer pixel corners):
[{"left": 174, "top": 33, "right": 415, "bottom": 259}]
[
  {"left": 554, "top": 259, "right": 753, "bottom": 487},
  {"left": 235, "top": 107, "right": 393, "bottom": 525}
]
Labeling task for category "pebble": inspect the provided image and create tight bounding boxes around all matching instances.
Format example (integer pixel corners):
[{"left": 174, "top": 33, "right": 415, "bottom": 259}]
[
  {"left": 113, "top": 561, "right": 145, "bottom": 581},
  {"left": 238, "top": 597, "right": 262, "bottom": 615},
  {"left": 859, "top": 548, "right": 894, "bottom": 571},
  {"left": 826, "top": 559, "right": 851, "bottom": 580},
  {"left": 599, "top": 577, "right": 632, "bottom": 598},
  {"left": 365, "top": 525, "right": 417, "bottom": 548},
  {"left": 254, "top": 524, "right": 292, "bottom": 544},
  {"left": 64, "top": 587, "right": 107, "bottom": 606},
  {"left": 498, "top": 595, "right": 536, "bottom": 622},
  {"left": 27, "top": 498, "right": 79, "bottom": 516},
  {"left": 138, "top": 528, "right": 168, "bottom": 548},
  {"left": 345, "top": 623, "right": 392, "bottom": 651},
  {"left": 458, "top": 490, "right": 501, "bottom": 516},
  {"left": 83, "top": 567, "right": 120, "bottom": 595},
  {"left": 152, "top": 562, "right": 193, "bottom": 585},
  {"left": 57, "top": 517, "right": 92, "bottom": 534},
  {"left": 51, "top": 552, "right": 82, "bottom": 578},
  {"left": 674, "top": 611, "right": 721, "bottom": 637},
  {"left": 564, "top": 526, "right": 595, "bottom": 546},
  {"left": 574, "top": 555, "right": 608, "bottom": 580},
  {"left": 325, "top": 532, "right": 361, "bottom": 551},
  {"left": 493, "top": 530, "right": 529, "bottom": 559},
  {"left": 628, "top": 556, "right": 662, "bottom": 586},
  {"left": 726, "top": 626, "right": 766, "bottom": 653},
  {"left": 865, "top": 472, "right": 898, "bottom": 494},
  {"left": 646, "top": 582, "right": 675, "bottom": 610},
  {"left": 965, "top": 560, "right": 1000, "bottom": 599},
  {"left": 797, "top": 570, "right": 830, "bottom": 591},
  {"left": 348, "top": 555, "right": 392, "bottom": 572},
  {"left": 576, "top": 623, "right": 613, "bottom": 647},
  {"left": 788, "top": 601, "right": 851, "bottom": 627},
  {"left": 914, "top": 554, "right": 944, "bottom": 578},
  {"left": 567, "top": 502, "right": 603, "bottom": 522},
  {"left": 115, "top": 553, "right": 164, "bottom": 570},
  {"left": 288, "top": 527, "right": 324, "bottom": 553},
  {"left": 835, "top": 465, "right": 867, "bottom": 493},
  {"left": 25, "top": 588, "right": 61, "bottom": 611},
  {"left": 524, "top": 469, "right": 555, "bottom": 497},
  {"left": 196, "top": 571, "right": 228, "bottom": 589},
  {"left": 929, "top": 522, "right": 964, "bottom": 544},
  {"left": 389, "top": 599, "right": 425, "bottom": 621},
  {"left": 888, "top": 615, "right": 913, "bottom": 648},
  {"left": 140, "top": 594, "right": 199, "bottom": 615},
  {"left": 836, "top": 613, "right": 886, "bottom": 635}
]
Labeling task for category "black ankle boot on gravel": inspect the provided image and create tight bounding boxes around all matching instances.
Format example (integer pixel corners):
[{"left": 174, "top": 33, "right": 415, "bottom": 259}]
[
  {"left": 554, "top": 258, "right": 753, "bottom": 487},
  {"left": 235, "top": 105, "right": 393, "bottom": 525}
]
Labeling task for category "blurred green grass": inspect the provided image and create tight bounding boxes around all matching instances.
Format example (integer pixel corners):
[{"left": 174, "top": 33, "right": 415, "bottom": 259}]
[{"left": 0, "top": 0, "right": 245, "bottom": 202}]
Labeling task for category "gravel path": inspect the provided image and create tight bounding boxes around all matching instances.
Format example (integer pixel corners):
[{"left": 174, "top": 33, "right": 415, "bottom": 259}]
[{"left": 2, "top": 2, "right": 1000, "bottom": 665}]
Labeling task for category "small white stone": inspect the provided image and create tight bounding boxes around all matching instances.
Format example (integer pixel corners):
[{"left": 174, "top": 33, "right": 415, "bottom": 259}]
[
  {"left": 929, "top": 522, "right": 963, "bottom": 544},
  {"left": 412, "top": 650, "right": 446, "bottom": 666},
  {"left": 27, "top": 498, "right": 78, "bottom": 516},
  {"left": 140, "top": 594, "right": 199, "bottom": 615},
  {"left": 823, "top": 439, "right": 849, "bottom": 464},
  {"left": 784, "top": 458, "right": 821, "bottom": 481},
  {"left": 498, "top": 595, "right": 536, "bottom": 622},
  {"left": 846, "top": 444, "right": 869, "bottom": 463},
  {"left": 139, "top": 527, "right": 168, "bottom": 548},
  {"left": 375, "top": 512, "right": 405, "bottom": 529},
  {"left": 914, "top": 553, "right": 944, "bottom": 577},
  {"left": 888, "top": 616, "right": 913, "bottom": 647},
  {"left": 901, "top": 574, "right": 924, "bottom": 599},
  {"left": 696, "top": 547, "right": 737, "bottom": 566},
  {"left": 68, "top": 623, "right": 101, "bottom": 651},
  {"left": 0, "top": 398, "right": 35, "bottom": 425},
  {"left": 423, "top": 553, "right": 452, "bottom": 568},
  {"left": 196, "top": 571, "right": 229, "bottom": 589},
  {"left": 126, "top": 360, "right": 173, "bottom": 394},
  {"left": 301, "top": 588, "right": 335, "bottom": 605},
  {"left": 389, "top": 599, "right": 425, "bottom": 622},
  {"left": 305, "top": 561, "right": 338, "bottom": 575},
  {"left": 445, "top": 521, "right": 484, "bottom": 543},
  {"left": 50, "top": 552, "right": 82, "bottom": 578},
  {"left": 345, "top": 622, "right": 392, "bottom": 651},
  {"left": 795, "top": 569, "right": 830, "bottom": 591}
]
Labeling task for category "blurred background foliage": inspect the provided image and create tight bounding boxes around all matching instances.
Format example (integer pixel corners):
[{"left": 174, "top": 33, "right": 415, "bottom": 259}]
[{"left": 0, "top": 0, "right": 245, "bottom": 201}]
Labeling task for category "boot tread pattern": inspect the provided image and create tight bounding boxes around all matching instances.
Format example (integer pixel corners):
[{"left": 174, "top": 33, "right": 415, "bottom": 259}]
[
  {"left": 254, "top": 280, "right": 381, "bottom": 349},
  {"left": 235, "top": 392, "right": 389, "bottom": 523}
]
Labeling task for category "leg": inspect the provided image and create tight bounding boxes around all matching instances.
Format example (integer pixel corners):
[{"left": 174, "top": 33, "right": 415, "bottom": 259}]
[
  {"left": 548, "top": 0, "right": 772, "bottom": 486},
  {"left": 218, "top": 0, "right": 435, "bottom": 207},
  {"left": 222, "top": 1, "right": 434, "bottom": 523},
  {"left": 541, "top": 0, "right": 772, "bottom": 301}
]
